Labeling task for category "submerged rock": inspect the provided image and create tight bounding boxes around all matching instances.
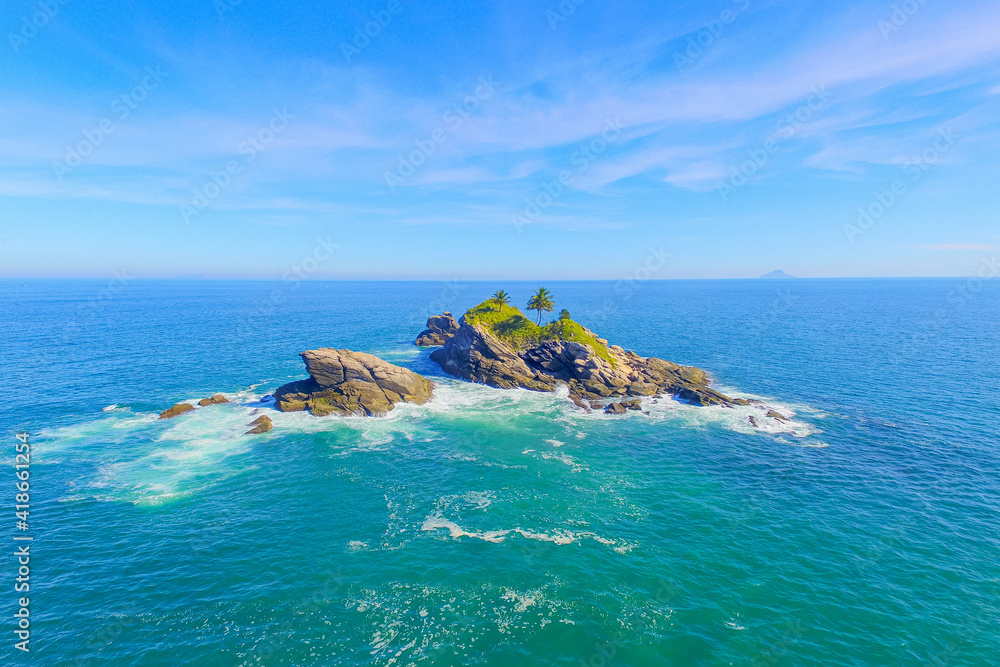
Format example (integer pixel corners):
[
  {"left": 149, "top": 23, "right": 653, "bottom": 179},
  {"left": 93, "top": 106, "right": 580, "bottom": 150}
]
[
  {"left": 767, "top": 410, "right": 788, "bottom": 422},
  {"left": 159, "top": 403, "right": 195, "bottom": 419},
  {"left": 415, "top": 312, "right": 460, "bottom": 346},
  {"left": 245, "top": 414, "right": 273, "bottom": 434},
  {"left": 275, "top": 349, "right": 433, "bottom": 417}
]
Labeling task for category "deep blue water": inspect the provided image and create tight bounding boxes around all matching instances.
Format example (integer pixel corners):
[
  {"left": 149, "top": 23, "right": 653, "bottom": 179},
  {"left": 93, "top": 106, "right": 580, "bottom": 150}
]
[{"left": 1, "top": 278, "right": 998, "bottom": 665}]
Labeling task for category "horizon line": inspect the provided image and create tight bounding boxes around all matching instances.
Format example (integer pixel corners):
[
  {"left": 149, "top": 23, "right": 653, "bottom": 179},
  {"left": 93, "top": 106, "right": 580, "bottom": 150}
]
[{"left": 0, "top": 275, "right": 985, "bottom": 282}]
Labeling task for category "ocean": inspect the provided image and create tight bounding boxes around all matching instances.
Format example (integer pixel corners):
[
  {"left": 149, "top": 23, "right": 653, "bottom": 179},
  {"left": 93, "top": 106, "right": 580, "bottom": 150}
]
[{"left": 2, "top": 278, "right": 998, "bottom": 665}]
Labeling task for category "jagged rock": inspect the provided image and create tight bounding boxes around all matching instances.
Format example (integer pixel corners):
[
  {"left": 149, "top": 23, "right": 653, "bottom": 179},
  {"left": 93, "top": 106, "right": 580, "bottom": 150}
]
[
  {"left": 197, "top": 394, "right": 229, "bottom": 407},
  {"left": 275, "top": 349, "right": 433, "bottom": 417},
  {"left": 245, "top": 415, "right": 273, "bottom": 434},
  {"left": 628, "top": 382, "right": 659, "bottom": 396},
  {"left": 159, "top": 403, "right": 195, "bottom": 419},
  {"left": 415, "top": 312, "right": 460, "bottom": 346},
  {"left": 604, "top": 402, "right": 627, "bottom": 415},
  {"left": 620, "top": 399, "right": 643, "bottom": 411},
  {"left": 748, "top": 415, "right": 759, "bottom": 428},
  {"left": 429, "top": 324, "right": 556, "bottom": 392},
  {"left": 767, "top": 410, "right": 788, "bottom": 422},
  {"left": 430, "top": 317, "right": 739, "bottom": 409}
]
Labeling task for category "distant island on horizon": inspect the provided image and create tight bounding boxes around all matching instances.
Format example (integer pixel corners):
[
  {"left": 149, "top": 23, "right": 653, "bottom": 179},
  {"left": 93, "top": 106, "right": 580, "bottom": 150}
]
[{"left": 758, "top": 270, "right": 798, "bottom": 279}]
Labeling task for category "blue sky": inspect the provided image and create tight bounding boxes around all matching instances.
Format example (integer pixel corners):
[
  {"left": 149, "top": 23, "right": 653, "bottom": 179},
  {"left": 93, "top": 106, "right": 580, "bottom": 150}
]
[{"left": 1, "top": 0, "right": 999, "bottom": 279}]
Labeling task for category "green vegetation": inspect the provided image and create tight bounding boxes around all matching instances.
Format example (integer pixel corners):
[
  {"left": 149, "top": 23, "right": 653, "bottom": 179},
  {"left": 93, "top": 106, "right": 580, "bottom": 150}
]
[
  {"left": 559, "top": 309, "right": 571, "bottom": 320},
  {"left": 527, "top": 287, "right": 554, "bottom": 325},
  {"left": 538, "top": 317, "right": 613, "bottom": 363},
  {"left": 491, "top": 289, "right": 510, "bottom": 306},
  {"left": 463, "top": 296, "right": 613, "bottom": 364}
]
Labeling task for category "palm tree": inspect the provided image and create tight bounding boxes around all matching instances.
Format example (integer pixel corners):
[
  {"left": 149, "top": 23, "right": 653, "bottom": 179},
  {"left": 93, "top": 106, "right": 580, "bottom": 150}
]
[
  {"left": 491, "top": 290, "right": 510, "bottom": 307},
  {"left": 527, "top": 288, "right": 554, "bottom": 325},
  {"left": 559, "top": 309, "right": 571, "bottom": 320}
]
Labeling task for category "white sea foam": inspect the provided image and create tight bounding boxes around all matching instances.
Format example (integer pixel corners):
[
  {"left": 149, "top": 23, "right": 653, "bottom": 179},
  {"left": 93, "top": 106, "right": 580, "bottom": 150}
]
[
  {"left": 420, "top": 514, "right": 509, "bottom": 543},
  {"left": 420, "top": 513, "right": 633, "bottom": 552},
  {"left": 37, "top": 369, "right": 822, "bottom": 507},
  {"left": 537, "top": 450, "right": 586, "bottom": 472}
]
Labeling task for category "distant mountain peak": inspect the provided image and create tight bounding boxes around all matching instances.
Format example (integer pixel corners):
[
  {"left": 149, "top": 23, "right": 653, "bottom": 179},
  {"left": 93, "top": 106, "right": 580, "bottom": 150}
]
[{"left": 758, "top": 270, "right": 797, "bottom": 279}]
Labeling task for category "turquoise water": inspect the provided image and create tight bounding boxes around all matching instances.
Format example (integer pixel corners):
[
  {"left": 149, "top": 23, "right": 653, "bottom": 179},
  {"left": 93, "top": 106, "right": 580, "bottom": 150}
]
[{"left": 2, "top": 279, "right": 998, "bottom": 665}]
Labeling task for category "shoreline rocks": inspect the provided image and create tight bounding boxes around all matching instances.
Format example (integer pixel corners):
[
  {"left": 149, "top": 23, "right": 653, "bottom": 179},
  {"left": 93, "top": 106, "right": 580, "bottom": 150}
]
[
  {"left": 276, "top": 348, "right": 433, "bottom": 417},
  {"left": 159, "top": 403, "right": 195, "bottom": 419},
  {"left": 198, "top": 394, "right": 229, "bottom": 407},
  {"left": 415, "top": 312, "right": 459, "bottom": 346}
]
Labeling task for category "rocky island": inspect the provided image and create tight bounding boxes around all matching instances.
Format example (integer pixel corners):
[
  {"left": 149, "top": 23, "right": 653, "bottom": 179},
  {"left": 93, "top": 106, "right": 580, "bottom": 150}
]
[
  {"left": 274, "top": 348, "right": 434, "bottom": 416},
  {"left": 157, "top": 290, "right": 781, "bottom": 426},
  {"left": 428, "top": 291, "right": 753, "bottom": 412}
]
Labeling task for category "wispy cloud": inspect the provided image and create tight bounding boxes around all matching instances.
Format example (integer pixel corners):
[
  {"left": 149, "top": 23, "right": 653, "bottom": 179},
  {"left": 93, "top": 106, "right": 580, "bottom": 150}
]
[{"left": 916, "top": 244, "right": 997, "bottom": 251}]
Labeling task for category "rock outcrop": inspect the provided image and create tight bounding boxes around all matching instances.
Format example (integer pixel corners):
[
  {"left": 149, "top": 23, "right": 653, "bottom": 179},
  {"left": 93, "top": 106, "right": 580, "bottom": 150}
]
[
  {"left": 275, "top": 349, "right": 433, "bottom": 417},
  {"left": 159, "top": 403, "right": 195, "bottom": 419},
  {"left": 245, "top": 414, "right": 273, "bottom": 434},
  {"left": 198, "top": 394, "right": 229, "bottom": 407},
  {"left": 415, "top": 312, "right": 459, "bottom": 346},
  {"left": 430, "top": 314, "right": 750, "bottom": 408}
]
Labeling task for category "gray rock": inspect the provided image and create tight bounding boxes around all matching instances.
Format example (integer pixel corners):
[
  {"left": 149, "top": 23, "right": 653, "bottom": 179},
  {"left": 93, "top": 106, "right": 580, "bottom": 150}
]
[
  {"left": 159, "top": 403, "right": 195, "bottom": 419},
  {"left": 198, "top": 394, "right": 229, "bottom": 407},
  {"left": 245, "top": 414, "right": 273, "bottom": 434},
  {"left": 275, "top": 349, "right": 433, "bottom": 417},
  {"left": 428, "top": 314, "right": 741, "bottom": 410},
  {"left": 415, "top": 312, "right": 459, "bottom": 346}
]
